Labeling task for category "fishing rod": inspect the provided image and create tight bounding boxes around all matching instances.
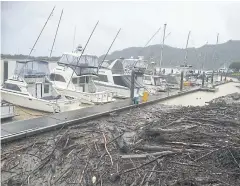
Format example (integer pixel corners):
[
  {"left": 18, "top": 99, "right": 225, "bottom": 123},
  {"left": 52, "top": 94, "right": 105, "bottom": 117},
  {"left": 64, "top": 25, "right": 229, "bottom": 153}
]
[
  {"left": 17, "top": 6, "right": 55, "bottom": 78},
  {"left": 49, "top": 9, "right": 63, "bottom": 57},
  {"left": 66, "top": 21, "right": 99, "bottom": 89},
  {"left": 99, "top": 28, "right": 121, "bottom": 68}
]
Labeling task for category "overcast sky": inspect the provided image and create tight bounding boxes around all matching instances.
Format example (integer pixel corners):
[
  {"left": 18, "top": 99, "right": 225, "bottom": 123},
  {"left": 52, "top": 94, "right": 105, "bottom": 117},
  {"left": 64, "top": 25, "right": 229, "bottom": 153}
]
[{"left": 1, "top": 1, "right": 240, "bottom": 57}]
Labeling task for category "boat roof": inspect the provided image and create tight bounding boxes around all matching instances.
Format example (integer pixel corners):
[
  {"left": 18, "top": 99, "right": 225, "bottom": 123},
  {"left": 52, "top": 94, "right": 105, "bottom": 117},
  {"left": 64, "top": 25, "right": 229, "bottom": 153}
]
[
  {"left": 14, "top": 60, "right": 50, "bottom": 77},
  {"left": 58, "top": 53, "right": 99, "bottom": 68}
]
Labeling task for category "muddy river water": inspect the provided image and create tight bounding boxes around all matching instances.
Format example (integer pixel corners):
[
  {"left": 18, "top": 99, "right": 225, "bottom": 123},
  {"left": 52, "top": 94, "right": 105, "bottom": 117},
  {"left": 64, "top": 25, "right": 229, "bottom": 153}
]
[{"left": 162, "top": 82, "right": 240, "bottom": 106}]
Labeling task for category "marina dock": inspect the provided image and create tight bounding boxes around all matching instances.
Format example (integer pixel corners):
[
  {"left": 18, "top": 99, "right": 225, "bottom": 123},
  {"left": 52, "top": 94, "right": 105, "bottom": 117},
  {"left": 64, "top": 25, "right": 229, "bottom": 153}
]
[{"left": 2, "top": 81, "right": 239, "bottom": 143}]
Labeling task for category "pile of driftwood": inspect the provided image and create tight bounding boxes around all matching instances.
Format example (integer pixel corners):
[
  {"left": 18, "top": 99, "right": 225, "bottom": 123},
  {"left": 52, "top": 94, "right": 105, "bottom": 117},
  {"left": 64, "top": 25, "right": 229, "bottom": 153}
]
[{"left": 1, "top": 99, "right": 240, "bottom": 186}]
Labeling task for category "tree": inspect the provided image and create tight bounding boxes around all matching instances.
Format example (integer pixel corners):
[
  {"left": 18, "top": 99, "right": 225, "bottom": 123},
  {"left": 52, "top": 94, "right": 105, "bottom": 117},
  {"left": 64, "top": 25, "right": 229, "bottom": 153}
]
[{"left": 229, "top": 62, "right": 240, "bottom": 72}]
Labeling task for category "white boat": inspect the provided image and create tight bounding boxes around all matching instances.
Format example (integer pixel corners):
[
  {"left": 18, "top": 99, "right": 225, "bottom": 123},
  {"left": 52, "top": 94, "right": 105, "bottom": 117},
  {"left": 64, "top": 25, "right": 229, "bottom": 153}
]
[
  {"left": 143, "top": 74, "right": 167, "bottom": 93},
  {"left": 94, "top": 58, "right": 146, "bottom": 98},
  {"left": 1, "top": 100, "right": 15, "bottom": 119},
  {"left": 50, "top": 47, "right": 115, "bottom": 104},
  {"left": 1, "top": 60, "right": 82, "bottom": 113}
]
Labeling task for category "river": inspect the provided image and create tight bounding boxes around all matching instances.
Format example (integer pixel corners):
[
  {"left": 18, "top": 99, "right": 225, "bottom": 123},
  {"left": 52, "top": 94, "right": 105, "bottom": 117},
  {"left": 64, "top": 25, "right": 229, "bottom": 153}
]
[{"left": 161, "top": 82, "right": 240, "bottom": 106}]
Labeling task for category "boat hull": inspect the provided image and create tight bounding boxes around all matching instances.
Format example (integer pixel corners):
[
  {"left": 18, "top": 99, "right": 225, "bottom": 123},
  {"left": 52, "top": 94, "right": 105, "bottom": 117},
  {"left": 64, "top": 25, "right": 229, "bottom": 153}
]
[
  {"left": 0, "top": 90, "right": 81, "bottom": 113},
  {"left": 94, "top": 81, "right": 130, "bottom": 98},
  {"left": 55, "top": 87, "right": 115, "bottom": 104},
  {"left": 1, "top": 103, "right": 15, "bottom": 119}
]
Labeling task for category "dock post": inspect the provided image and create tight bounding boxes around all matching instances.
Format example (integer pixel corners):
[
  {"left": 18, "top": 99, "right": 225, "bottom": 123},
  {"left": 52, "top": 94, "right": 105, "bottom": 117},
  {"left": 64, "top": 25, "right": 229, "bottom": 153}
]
[
  {"left": 211, "top": 71, "right": 214, "bottom": 84},
  {"left": 180, "top": 71, "right": 183, "bottom": 91},
  {"left": 4, "top": 61, "right": 8, "bottom": 82},
  {"left": 130, "top": 70, "right": 135, "bottom": 99},
  {"left": 202, "top": 72, "right": 205, "bottom": 87}
]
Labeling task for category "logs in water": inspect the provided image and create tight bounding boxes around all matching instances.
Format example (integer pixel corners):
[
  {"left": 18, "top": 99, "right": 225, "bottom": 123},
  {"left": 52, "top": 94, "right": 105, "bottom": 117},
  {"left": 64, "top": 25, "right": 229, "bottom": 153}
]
[{"left": 1, "top": 93, "right": 240, "bottom": 186}]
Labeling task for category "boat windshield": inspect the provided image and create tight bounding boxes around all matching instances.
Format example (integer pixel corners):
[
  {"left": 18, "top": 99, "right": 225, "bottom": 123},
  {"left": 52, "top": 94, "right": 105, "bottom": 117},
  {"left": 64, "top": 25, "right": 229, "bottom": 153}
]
[
  {"left": 58, "top": 53, "right": 99, "bottom": 75},
  {"left": 122, "top": 59, "right": 147, "bottom": 70},
  {"left": 59, "top": 53, "right": 98, "bottom": 67},
  {"left": 113, "top": 75, "right": 144, "bottom": 88},
  {"left": 14, "top": 60, "right": 49, "bottom": 78}
]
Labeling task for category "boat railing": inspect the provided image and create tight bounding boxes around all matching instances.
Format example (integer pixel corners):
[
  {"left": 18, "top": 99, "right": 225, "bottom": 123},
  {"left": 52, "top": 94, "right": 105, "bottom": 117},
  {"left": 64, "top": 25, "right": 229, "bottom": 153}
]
[{"left": 78, "top": 91, "right": 115, "bottom": 103}]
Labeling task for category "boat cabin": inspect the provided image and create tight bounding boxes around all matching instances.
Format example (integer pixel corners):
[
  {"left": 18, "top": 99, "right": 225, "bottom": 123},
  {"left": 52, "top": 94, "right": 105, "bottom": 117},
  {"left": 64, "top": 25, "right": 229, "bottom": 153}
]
[
  {"left": 50, "top": 52, "right": 99, "bottom": 93},
  {"left": 4, "top": 60, "right": 58, "bottom": 99},
  {"left": 143, "top": 74, "right": 166, "bottom": 86}
]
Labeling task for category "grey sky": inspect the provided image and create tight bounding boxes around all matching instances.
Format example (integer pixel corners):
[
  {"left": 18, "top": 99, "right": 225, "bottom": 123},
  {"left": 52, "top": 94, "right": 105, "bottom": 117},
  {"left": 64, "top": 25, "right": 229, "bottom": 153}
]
[{"left": 1, "top": 1, "right": 240, "bottom": 57}]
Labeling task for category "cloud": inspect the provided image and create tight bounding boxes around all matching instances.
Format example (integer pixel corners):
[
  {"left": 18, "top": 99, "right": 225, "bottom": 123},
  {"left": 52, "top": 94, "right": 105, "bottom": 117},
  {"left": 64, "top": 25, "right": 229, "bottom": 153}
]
[{"left": 1, "top": 1, "right": 239, "bottom": 57}]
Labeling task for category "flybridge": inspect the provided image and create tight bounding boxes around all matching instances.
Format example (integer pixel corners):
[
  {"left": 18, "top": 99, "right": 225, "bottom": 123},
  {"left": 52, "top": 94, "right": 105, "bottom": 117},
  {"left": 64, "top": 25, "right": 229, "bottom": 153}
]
[
  {"left": 14, "top": 60, "right": 50, "bottom": 78},
  {"left": 57, "top": 53, "right": 99, "bottom": 76}
]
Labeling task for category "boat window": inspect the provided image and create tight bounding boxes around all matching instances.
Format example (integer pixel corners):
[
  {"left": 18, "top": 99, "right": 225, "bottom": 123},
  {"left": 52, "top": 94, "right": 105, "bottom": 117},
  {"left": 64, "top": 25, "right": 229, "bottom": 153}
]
[
  {"left": 72, "top": 78, "right": 77, "bottom": 84},
  {"left": 44, "top": 84, "right": 50, "bottom": 93},
  {"left": 50, "top": 73, "right": 66, "bottom": 82},
  {"left": 144, "top": 76, "right": 151, "bottom": 80},
  {"left": 79, "top": 77, "right": 86, "bottom": 84},
  {"left": 113, "top": 76, "right": 128, "bottom": 87},
  {"left": 4, "top": 83, "right": 21, "bottom": 92},
  {"left": 98, "top": 75, "right": 108, "bottom": 82},
  {"left": 154, "top": 77, "right": 161, "bottom": 86}
]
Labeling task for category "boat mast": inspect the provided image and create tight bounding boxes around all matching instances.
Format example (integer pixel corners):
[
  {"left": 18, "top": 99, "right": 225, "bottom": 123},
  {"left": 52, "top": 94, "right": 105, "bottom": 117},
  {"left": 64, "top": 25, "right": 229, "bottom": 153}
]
[
  {"left": 159, "top": 23, "right": 167, "bottom": 70},
  {"left": 66, "top": 21, "right": 99, "bottom": 89},
  {"left": 49, "top": 9, "right": 64, "bottom": 58},
  {"left": 100, "top": 28, "right": 121, "bottom": 68},
  {"left": 184, "top": 31, "right": 191, "bottom": 66}
]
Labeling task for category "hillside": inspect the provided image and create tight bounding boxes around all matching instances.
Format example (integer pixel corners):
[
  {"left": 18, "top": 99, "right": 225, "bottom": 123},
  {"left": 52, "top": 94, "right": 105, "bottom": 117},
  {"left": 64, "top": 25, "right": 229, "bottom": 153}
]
[
  {"left": 100, "top": 40, "right": 240, "bottom": 70},
  {"left": 2, "top": 40, "right": 240, "bottom": 70}
]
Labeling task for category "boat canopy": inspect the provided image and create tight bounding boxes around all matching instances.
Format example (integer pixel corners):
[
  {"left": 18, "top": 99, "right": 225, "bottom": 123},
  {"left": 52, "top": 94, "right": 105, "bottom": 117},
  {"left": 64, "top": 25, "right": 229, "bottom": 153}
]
[
  {"left": 122, "top": 59, "right": 148, "bottom": 73},
  {"left": 14, "top": 60, "right": 49, "bottom": 78},
  {"left": 58, "top": 53, "right": 99, "bottom": 76}
]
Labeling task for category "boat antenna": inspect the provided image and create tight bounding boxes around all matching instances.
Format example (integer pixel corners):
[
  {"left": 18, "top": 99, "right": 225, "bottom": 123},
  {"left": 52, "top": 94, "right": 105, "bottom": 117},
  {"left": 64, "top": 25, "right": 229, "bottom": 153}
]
[
  {"left": 17, "top": 6, "right": 55, "bottom": 78},
  {"left": 184, "top": 31, "right": 191, "bottom": 66},
  {"left": 211, "top": 33, "right": 219, "bottom": 70},
  {"left": 66, "top": 21, "right": 99, "bottom": 89},
  {"left": 133, "top": 26, "right": 161, "bottom": 68},
  {"left": 72, "top": 26, "right": 77, "bottom": 52},
  {"left": 144, "top": 27, "right": 161, "bottom": 48},
  {"left": 137, "top": 26, "right": 161, "bottom": 58},
  {"left": 99, "top": 28, "right": 121, "bottom": 68},
  {"left": 49, "top": 9, "right": 63, "bottom": 58},
  {"left": 202, "top": 41, "right": 208, "bottom": 70},
  {"left": 159, "top": 23, "right": 167, "bottom": 70}
]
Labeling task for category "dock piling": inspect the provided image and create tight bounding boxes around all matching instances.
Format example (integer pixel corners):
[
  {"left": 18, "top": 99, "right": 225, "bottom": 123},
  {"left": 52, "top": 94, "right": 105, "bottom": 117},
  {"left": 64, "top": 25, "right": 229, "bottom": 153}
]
[
  {"left": 130, "top": 70, "right": 135, "bottom": 99},
  {"left": 180, "top": 71, "right": 184, "bottom": 91},
  {"left": 202, "top": 72, "right": 205, "bottom": 87}
]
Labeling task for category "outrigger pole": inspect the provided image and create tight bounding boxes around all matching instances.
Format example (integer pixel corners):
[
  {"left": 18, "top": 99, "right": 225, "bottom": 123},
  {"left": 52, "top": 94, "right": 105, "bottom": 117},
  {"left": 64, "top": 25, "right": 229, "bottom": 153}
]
[
  {"left": 66, "top": 21, "right": 99, "bottom": 89},
  {"left": 99, "top": 28, "right": 121, "bottom": 68},
  {"left": 49, "top": 9, "right": 64, "bottom": 57}
]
